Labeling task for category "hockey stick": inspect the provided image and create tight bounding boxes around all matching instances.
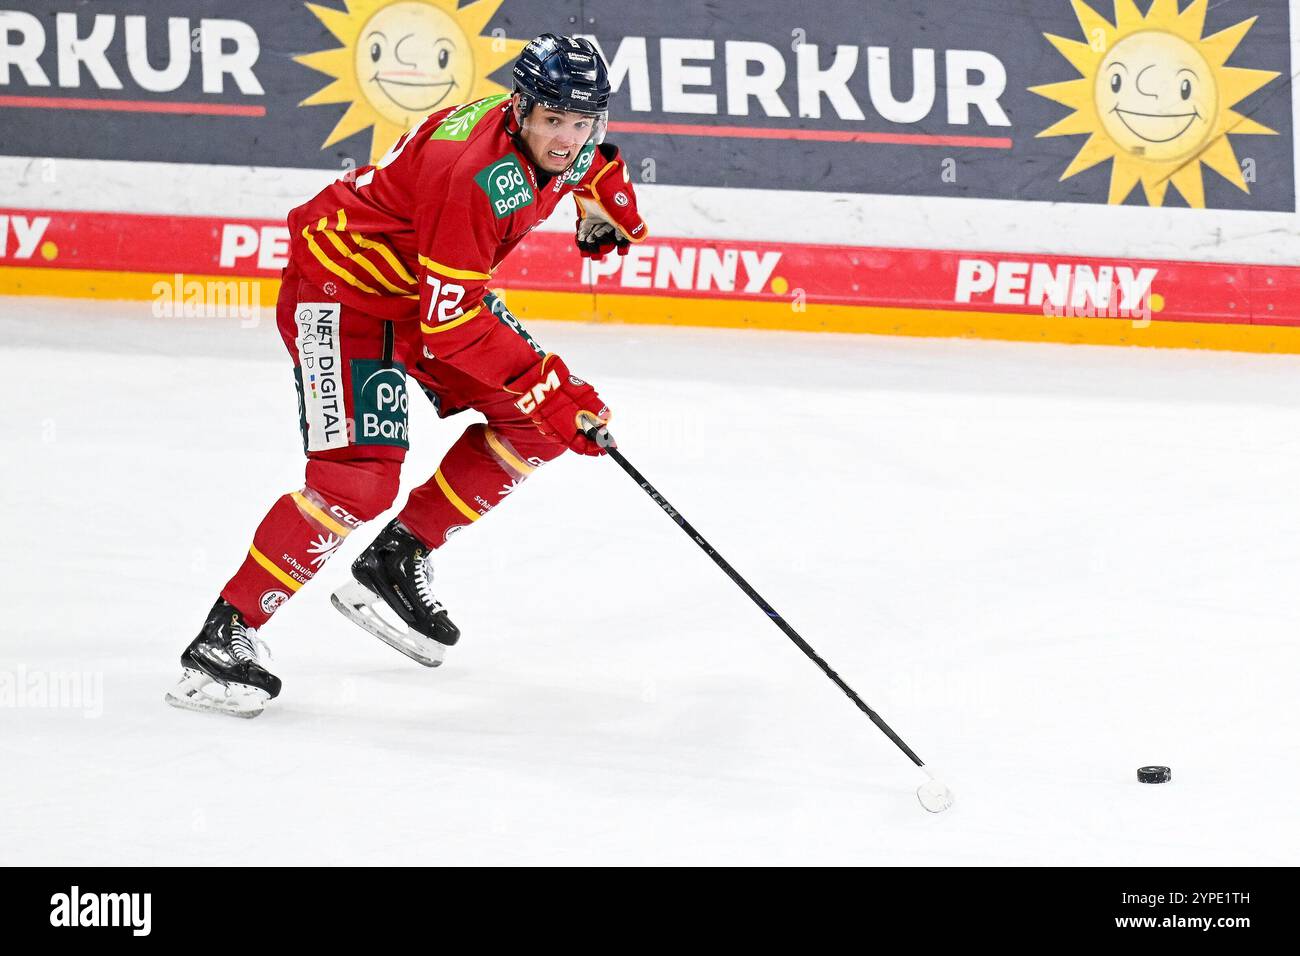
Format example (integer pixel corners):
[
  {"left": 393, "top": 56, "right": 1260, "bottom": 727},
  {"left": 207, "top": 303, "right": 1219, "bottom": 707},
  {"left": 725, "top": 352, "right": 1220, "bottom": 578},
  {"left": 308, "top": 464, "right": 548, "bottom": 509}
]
[{"left": 583, "top": 420, "right": 954, "bottom": 813}]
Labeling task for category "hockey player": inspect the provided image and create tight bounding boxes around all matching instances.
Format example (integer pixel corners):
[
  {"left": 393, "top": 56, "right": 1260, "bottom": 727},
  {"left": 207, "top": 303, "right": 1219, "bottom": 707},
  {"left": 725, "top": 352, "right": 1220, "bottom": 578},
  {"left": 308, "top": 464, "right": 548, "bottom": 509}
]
[{"left": 167, "top": 34, "right": 647, "bottom": 717}]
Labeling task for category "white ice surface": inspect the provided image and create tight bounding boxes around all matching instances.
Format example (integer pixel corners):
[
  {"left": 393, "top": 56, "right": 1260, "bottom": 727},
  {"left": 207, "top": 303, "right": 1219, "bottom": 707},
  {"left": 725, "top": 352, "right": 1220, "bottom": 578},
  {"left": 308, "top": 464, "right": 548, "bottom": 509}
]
[{"left": 2, "top": 296, "right": 1299, "bottom": 866}]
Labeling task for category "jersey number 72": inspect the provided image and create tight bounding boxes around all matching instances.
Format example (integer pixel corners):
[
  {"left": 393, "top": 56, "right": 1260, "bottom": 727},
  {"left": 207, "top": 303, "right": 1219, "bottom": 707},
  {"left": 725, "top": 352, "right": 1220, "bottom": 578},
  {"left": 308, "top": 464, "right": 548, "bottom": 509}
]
[{"left": 425, "top": 275, "right": 466, "bottom": 323}]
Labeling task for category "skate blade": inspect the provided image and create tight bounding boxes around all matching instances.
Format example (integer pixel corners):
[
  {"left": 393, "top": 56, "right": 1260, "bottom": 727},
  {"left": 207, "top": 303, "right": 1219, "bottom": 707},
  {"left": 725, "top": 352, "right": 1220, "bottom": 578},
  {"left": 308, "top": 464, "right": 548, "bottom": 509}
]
[
  {"left": 331, "top": 580, "right": 446, "bottom": 668},
  {"left": 164, "top": 668, "right": 269, "bottom": 719}
]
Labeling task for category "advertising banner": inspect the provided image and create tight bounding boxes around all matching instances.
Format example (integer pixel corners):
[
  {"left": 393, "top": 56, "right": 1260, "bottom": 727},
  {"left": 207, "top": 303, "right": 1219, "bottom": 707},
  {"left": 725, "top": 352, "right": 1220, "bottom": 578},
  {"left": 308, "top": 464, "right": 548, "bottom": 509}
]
[
  {"left": 1, "top": 0, "right": 1293, "bottom": 210},
  {"left": 2, "top": 1, "right": 1297, "bottom": 352},
  {"left": 4, "top": 206, "right": 1298, "bottom": 327}
]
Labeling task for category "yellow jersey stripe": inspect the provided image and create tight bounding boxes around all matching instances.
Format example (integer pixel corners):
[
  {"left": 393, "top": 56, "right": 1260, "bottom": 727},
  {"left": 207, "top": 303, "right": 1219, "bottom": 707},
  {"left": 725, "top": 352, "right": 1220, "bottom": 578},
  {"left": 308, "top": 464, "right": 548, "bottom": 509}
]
[
  {"left": 349, "top": 231, "right": 418, "bottom": 286},
  {"left": 290, "top": 491, "right": 353, "bottom": 539},
  {"left": 302, "top": 226, "right": 381, "bottom": 296},
  {"left": 418, "top": 254, "right": 492, "bottom": 281},
  {"left": 420, "top": 304, "right": 482, "bottom": 335},
  {"left": 249, "top": 545, "right": 303, "bottom": 592},
  {"left": 320, "top": 228, "right": 411, "bottom": 295},
  {"left": 484, "top": 427, "right": 534, "bottom": 475},
  {"left": 326, "top": 209, "right": 416, "bottom": 292},
  {"left": 434, "top": 469, "right": 481, "bottom": 522}
]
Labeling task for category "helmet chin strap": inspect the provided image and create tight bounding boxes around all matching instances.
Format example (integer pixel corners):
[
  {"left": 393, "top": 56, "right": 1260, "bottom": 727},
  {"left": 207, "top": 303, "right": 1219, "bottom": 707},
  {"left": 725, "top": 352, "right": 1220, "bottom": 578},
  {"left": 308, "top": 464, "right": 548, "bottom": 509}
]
[{"left": 505, "top": 97, "right": 526, "bottom": 142}]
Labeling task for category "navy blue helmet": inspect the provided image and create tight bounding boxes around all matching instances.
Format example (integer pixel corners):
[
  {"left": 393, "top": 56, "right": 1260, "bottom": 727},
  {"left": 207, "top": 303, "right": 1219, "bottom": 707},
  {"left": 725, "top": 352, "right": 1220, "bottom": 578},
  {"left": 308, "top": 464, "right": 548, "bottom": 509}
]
[{"left": 512, "top": 34, "right": 611, "bottom": 115}]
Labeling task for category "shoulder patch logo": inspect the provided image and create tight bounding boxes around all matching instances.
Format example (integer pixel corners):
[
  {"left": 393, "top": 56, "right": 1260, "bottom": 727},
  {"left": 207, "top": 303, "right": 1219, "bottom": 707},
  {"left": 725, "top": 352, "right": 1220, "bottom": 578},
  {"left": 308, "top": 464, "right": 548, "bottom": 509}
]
[
  {"left": 560, "top": 142, "right": 597, "bottom": 186},
  {"left": 430, "top": 93, "right": 511, "bottom": 142},
  {"left": 474, "top": 154, "right": 535, "bottom": 218}
]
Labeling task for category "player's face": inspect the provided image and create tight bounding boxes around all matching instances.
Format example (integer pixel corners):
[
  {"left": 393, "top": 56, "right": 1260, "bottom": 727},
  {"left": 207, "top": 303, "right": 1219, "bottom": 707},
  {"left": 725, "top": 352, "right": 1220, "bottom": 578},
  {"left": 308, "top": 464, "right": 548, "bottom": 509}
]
[{"left": 518, "top": 104, "right": 597, "bottom": 173}]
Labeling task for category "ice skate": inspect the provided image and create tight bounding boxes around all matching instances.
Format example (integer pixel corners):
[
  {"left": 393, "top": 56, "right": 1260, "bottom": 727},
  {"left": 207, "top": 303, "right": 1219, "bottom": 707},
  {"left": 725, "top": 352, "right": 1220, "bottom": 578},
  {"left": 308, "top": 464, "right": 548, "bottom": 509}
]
[
  {"left": 165, "top": 599, "right": 282, "bottom": 718},
  {"left": 331, "top": 520, "right": 460, "bottom": 667}
]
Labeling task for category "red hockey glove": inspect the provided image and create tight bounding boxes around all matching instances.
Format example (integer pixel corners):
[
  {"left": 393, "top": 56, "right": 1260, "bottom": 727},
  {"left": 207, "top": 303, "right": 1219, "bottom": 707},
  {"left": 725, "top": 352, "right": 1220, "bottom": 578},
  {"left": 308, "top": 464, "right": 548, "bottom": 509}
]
[
  {"left": 505, "top": 354, "right": 610, "bottom": 456},
  {"left": 574, "top": 144, "right": 648, "bottom": 260}
]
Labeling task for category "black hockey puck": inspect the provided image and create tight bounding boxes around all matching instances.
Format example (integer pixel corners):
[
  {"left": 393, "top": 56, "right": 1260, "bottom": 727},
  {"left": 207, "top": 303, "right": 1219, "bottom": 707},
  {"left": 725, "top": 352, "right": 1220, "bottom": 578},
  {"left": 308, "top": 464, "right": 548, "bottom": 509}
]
[{"left": 1137, "top": 766, "right": 1171, "bottom": 784}]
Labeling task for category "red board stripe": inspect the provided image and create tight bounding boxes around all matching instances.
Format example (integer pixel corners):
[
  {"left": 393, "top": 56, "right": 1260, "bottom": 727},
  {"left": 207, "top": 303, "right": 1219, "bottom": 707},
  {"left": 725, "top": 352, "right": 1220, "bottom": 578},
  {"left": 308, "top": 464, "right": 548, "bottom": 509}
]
[
  {"left": 0, "top": 95, "right": 266, "bottom": 117},
  {"left": 607, "top": 120, "right": 1013, "bottom": 149},
  {"left": 1, "top": 207, "right": 1296, "bottom": 327}
]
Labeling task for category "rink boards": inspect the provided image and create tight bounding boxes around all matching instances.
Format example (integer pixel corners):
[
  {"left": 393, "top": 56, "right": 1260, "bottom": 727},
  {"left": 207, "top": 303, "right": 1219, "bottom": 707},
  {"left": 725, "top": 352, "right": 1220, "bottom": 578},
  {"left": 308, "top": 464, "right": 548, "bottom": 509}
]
[
  {"left": 0, "top": 0, "right": 1297, "bottom": 352},
  {"left": 2, "top": 206, "right": 1299, "bottom": 353}
]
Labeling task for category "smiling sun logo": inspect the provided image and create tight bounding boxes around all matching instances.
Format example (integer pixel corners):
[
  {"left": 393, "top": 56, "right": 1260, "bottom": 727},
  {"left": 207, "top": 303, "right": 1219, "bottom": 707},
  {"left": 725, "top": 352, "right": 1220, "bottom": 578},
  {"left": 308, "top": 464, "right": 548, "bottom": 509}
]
[
  {"left": 1030, "top": 0, "right": 1280, "bottom": 207},
  {"left": 295, "top": 0, "right": 524, "bottom": 163}
]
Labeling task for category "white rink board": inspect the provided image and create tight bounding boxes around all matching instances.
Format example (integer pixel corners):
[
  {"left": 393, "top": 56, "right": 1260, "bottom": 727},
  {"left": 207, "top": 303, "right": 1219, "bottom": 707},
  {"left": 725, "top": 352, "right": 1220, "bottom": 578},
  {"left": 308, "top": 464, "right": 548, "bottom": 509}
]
[{"left": 3, "top": 150, "right": 1298, "bottom": 268}]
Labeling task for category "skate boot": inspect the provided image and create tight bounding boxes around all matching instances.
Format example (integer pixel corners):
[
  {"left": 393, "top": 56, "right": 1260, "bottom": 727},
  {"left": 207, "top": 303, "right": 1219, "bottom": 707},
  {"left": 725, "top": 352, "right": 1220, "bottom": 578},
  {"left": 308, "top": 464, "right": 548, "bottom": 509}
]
[
  {"left": 330, "top": 520, "right": 460, "bottom": 667},
  {"left": 165, "top": 599, "right": 282, "bottom": 719}
]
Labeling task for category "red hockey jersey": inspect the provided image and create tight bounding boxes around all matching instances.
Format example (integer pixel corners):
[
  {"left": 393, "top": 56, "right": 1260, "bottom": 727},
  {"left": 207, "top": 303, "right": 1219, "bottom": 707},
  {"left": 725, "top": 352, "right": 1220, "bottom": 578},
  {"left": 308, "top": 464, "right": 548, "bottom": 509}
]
[{"left": 286, "top": 93, "right": 605, "bottom": 385}]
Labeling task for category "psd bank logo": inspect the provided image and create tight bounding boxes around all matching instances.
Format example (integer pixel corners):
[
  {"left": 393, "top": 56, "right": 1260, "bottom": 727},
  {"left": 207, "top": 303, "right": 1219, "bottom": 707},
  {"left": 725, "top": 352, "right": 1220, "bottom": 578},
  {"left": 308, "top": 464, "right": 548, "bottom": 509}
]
[
  {"left": 1030, "top": 0, "right": 1280, "bottom": 207},
  {"left": 350, "top": 360, "right": 410, "bottom": 448},
  {"left": 295, "top": 0, "right": 526, "bottom": 163}
]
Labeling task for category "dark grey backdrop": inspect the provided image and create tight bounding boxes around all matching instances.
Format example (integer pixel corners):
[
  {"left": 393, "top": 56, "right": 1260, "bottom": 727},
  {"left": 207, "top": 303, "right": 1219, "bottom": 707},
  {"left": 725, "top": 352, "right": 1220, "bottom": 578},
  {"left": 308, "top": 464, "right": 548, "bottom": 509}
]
[{"left": 1, "top": 0, "right": 1293, "bottom": 210}]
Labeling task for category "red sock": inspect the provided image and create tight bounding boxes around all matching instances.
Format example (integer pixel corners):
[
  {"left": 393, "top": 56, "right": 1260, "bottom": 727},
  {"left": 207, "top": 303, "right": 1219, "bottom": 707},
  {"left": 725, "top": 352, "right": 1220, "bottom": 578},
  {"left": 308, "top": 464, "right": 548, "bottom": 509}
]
[
  {"left": 220, "top": 490, "right": 352, "bottom": 626},
  {"left": 399, "top": 423, "right": 551, "bottom": 548}
]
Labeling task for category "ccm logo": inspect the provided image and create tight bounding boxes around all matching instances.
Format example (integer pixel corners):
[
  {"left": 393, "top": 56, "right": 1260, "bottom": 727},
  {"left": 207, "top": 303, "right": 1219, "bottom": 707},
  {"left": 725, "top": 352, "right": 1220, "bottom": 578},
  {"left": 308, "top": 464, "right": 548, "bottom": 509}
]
[
  {"left": 330, "top": 504, "right": 363, "bottom": 529},
  {"left": 515, "top": 370, "right": 562, "bottom": 414}
]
